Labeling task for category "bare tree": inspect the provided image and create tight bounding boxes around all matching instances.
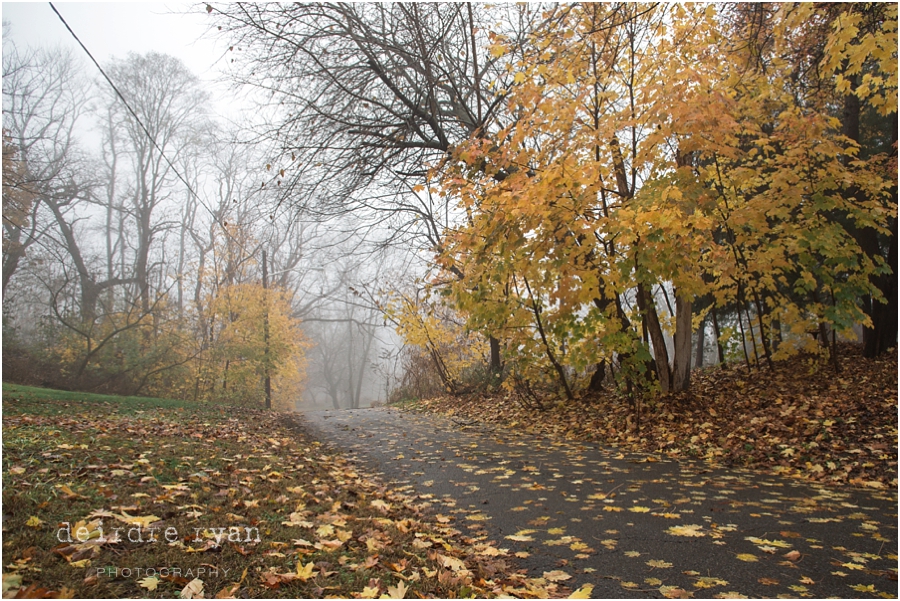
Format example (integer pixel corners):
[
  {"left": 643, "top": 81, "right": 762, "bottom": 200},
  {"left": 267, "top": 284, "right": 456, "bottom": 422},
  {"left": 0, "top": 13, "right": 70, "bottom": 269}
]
[
  {"left": 101, "top": 52, "right": 211, "bottom": 320},
  {"left": 210, "top": 3, "right": 548, "bottom": 374},
  {"left": 2, "top": 44, "right": 89, "bottom": 296}
]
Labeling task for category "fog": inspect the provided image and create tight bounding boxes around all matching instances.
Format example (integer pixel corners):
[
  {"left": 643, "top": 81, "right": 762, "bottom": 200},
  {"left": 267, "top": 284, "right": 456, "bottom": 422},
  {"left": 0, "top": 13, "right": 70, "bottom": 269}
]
[{"left": 1, "top": 6, "right": 435, "bottom": 409}]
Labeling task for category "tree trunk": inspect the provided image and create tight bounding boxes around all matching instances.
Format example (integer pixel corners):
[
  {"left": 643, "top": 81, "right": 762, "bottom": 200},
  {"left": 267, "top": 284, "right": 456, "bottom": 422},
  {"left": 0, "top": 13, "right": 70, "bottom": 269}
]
[
  {"left": 489, "top": 335, "right": 502, "bottom": 375},
  {"left": 671, "top": 292, "right": 692, "bottom": 392},
  {"left": 694, "top": 314, "right": 706, "bottom": 368},
  {"left": 637, "top": 283, "right": 670, "bottom": 393},
  {"left": 711, "top": 305, "right": 725, "bottom": 364},
  {"left": 588, "top": 361, "right": 606, "bottom": 391},
  {"left": 840, "top": 73, "right": 898, "bottom": 357}
]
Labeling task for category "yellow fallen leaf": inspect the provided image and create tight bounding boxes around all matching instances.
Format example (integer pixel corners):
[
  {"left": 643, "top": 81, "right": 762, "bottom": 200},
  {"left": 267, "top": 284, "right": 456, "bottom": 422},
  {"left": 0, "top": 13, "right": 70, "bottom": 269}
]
[
  {"left": 568, "top": 584, "right": 594, "bottom": 598},
  {"left": 736, "top": 554, "right": 757, "bottom": 562},
  {"left": 660, "top": 586, "right": 693, "bottom": 598},
  {"left": 439, "top": 555, "right": 467, "bottom": 572},
  {"left": 295, "top": 561, "right": 315, "bottom": 582},
  {"left": 543, "top": 570, "right": 571, "bottom": 582},
  {"left": 26, "top": 516, "right": 43, "bottom": 528},
  {"left": 115, "top": 512, "right": 161, "bottom": 529},
  {"left": 385, "top": 581, "right": 408, "bottom": 599},
  {"left": 138, "top": 576, "right": 160, "bottom": 591},
  {"left": 359, "top": 585, "right": 380, "bottom": 598},
  {"left": 667, "top": 524, "right": 705, "bottom": 537},
  {"left": 647, "top": 559, "right": 673, "bottom": 568}
]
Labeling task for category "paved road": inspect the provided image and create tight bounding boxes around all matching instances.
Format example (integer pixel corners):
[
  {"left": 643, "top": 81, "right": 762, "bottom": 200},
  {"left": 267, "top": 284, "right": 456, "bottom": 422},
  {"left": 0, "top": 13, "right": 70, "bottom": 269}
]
[{"left": 302, "top": 407, "right": 897, "bottom": 599}]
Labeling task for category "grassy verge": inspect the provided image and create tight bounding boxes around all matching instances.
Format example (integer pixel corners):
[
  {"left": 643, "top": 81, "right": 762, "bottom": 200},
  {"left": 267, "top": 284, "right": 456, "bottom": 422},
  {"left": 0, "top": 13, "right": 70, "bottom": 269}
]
[
  {"left": 2, "top": 386, "right": 515, "bottom": 598},
  {"left": 3, "top": 383, "right": 195, "bottom": 415}
]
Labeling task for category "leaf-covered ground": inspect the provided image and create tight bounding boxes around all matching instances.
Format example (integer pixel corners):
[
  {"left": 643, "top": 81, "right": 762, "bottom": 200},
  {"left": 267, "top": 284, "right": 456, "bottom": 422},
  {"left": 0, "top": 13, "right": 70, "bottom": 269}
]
[
  {"left": 306, "top": 406, "right": 898, "bottom": 599},
  {"left": 1, "top": 385, "right": 509, "bottom": 599},
  {"left": 414, "top": 344, "right": 897, "bottom": 489}
]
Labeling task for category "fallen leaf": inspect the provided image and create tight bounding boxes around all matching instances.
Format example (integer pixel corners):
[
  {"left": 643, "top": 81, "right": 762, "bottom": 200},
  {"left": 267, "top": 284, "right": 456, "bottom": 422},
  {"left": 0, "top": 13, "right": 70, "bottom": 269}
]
[
  {"left": 25, "top": 516, "right": 43, "bottom": 529},
  {"left": 180, "top": 578, "right": 204, "bottom": 599},
  {"left": 667, "top": 524, "right": 705, "bottom": 537},
  {"left": 647, "top": 559, "right": 673, "bottom": 569},
  {"left": 295, "top": 561, "right": 315, "bottom": 582},
  {"left": 386, "top": 581, "right": 408, "bottom": 599},
  {"left": 568, "top": 584, "right": 594, "bottom": 598}
]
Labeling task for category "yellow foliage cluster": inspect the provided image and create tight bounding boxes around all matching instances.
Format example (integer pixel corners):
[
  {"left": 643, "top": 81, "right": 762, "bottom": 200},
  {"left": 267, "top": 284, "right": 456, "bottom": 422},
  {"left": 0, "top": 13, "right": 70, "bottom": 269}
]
[
  {"left": 427, "top": 4, "right": 896, "bottom": 394},
  {"left": 384, "top": 286, "right": 488, "bottom": 394},
  {"left": 196, "top": 282, "right": 309, "bottom": 408}
]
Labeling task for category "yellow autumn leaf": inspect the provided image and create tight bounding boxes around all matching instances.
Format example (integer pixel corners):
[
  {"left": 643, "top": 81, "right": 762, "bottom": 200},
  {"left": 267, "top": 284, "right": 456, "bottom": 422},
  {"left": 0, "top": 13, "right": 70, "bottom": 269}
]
[
  {"left": 629, "top": 506, "right": 651, "bottom": 513},
  {"left": 385, "top": 581, "right": 408, "bottom": 599},
  {"left": 295, "top": 561, "right": 315, "bottom": 581},
  {"left": 138, "top": 576, "right": 159, "bottom": 591},
  {"left": 543, "top": 570, "right": 571, "bottom": 582},
  {"left": 667, "top": 524, "right": 705, "bottom": 537},
  {"left": 647, "top": 559, "right": 673, "bottom": 568},
  {"left": 735, "top": 554, "right": 758, "bottom": 562},
  {"left": 114, "top": 512, "right": 161, "bottom": 529},
  {"left": 568, "top": 584, "right": 594, "bottom": 598},
  {"left": 25, "top": 516, "right": 43, "bottom": 528},
  {"left": 547, "top": 527, "right": 565, "bottom": 535},
  {"left": 359, "top": 585, "right": 380, "bottom": 598},
  {"left": 370, "top": 499, "right": 391, "bottom": 512}
]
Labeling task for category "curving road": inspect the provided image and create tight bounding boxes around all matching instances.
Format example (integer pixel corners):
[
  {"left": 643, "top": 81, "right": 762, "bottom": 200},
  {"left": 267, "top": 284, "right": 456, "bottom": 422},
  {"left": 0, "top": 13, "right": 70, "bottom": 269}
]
[{"left": 302, "top": 407, "right": 898, "bottom": 599}]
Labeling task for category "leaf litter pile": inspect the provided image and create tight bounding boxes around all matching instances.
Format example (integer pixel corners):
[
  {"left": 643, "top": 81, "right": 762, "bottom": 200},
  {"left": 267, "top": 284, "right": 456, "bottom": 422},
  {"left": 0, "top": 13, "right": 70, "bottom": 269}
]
[
  {"left": 417, "top": 344, "right": 897, "bottom": 489},
  {"left": 1, "top": 388, "right": 518, "bottom": 598}
]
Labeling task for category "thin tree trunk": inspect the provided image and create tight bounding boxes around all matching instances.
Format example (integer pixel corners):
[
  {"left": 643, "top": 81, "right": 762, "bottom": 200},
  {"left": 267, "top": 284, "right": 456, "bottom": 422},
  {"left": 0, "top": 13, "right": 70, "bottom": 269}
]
[
  {"left": 637, "top": 283, "right": 671, "bottom": 393},
  {"left": 711, "top": 305, "right": 725, "bottom": 365},
  {"left": 523, "top": 276, "right": 574, "bottom": 401},
  {"left": 588, "top": 361, "right": 606, "bottom": 391},
  {"left": 489, "top": 335, "right": 502, "bottom": 375},
  {"left": 672, "top": 292, "right": 692, "bottom": 392},
  {"left": 695, "top": 314, "right": 706, "bottom": 368}
]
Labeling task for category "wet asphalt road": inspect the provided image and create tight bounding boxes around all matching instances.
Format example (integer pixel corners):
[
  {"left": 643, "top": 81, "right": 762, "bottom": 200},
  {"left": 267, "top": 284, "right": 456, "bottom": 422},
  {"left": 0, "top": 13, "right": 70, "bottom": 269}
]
[{"left": 302, "top": 407, "right": 898, "bottom": 599}]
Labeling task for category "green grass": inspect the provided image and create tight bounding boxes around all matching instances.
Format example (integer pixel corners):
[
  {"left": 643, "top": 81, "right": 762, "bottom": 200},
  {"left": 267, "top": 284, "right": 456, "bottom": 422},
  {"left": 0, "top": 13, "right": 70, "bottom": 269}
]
[{"left": 2, "top": 383, "right": 195, "bottom": 416}]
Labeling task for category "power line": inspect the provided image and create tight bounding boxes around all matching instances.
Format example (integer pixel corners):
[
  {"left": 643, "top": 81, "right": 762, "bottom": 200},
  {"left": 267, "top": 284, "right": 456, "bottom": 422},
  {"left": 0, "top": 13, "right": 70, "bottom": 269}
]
[{"left": 47, "top": 2, "right": 262, "bottom": 259}]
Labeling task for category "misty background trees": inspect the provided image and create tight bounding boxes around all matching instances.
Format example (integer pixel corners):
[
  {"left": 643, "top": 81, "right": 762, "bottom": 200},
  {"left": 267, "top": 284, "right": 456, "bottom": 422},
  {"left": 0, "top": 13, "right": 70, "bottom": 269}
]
[
  {"left": 0, "top": 31, "right": 386, "bottom": 408},
  {"left": 3, "top": 3, "right": 896, "bottom": 411}
]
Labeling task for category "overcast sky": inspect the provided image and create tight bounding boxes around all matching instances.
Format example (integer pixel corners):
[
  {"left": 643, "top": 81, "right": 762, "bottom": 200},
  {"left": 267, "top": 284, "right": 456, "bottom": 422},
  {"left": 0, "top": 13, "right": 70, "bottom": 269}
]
[{"left": 2, "top": 2, "right": 238, "bottom": 115}]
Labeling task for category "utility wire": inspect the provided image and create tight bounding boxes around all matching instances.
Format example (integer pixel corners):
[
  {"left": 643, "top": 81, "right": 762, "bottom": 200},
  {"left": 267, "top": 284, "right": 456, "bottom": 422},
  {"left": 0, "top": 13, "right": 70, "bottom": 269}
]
[{"left": 47, "top": 2, "right": 262, "bottom": 259}]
